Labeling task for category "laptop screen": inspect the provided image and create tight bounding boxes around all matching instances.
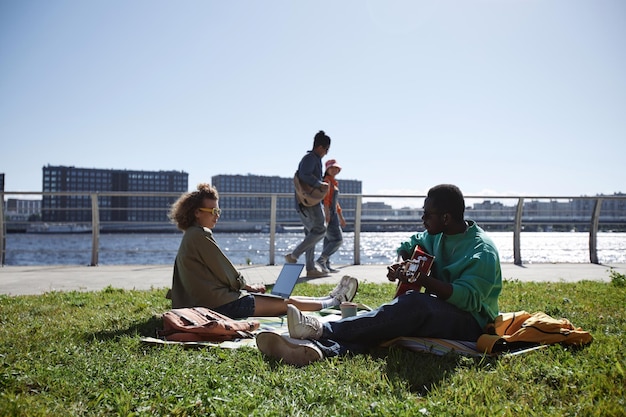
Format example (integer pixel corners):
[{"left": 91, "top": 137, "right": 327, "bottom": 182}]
[{"left": 271, "top": 263, "right": 304, "bottom": 298}]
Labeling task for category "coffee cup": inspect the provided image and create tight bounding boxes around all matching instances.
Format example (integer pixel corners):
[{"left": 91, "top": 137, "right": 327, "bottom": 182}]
[{"left": 340, "top": 302, "right": 358, "bottom": 318}]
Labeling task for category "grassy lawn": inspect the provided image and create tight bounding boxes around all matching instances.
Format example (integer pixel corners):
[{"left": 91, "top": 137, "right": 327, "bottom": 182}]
[{"left": 1, "top": 273, "right": 625, "bottom": 416}]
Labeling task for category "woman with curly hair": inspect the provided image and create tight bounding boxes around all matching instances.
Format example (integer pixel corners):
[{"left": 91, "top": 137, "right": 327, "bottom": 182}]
[{"left": 167, "top": 183, "right": 358, "bottom": 319}]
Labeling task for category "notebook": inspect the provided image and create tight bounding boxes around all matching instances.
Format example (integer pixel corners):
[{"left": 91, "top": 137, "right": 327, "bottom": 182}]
[{"left": 254, "top": 263, "right": 305, "bottom": 299}]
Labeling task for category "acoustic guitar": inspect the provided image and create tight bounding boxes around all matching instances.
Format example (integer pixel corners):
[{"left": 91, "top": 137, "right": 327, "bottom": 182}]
[{"left": 393, "top": 246, "right": 435, "bottom": 298}]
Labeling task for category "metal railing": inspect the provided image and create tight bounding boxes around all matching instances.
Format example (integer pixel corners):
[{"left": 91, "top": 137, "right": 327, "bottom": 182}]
[{"left": 1, "top": 191, "right": 625, "bottom": 266}]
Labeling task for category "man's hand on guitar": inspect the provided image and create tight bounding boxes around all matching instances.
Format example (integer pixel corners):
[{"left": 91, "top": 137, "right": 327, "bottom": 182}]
[
  {"left": 388, "top": 260, "right": 431, "bottom": 284},
  {"left": 386, "top": 263, "right": 403, "bottom": 282}
]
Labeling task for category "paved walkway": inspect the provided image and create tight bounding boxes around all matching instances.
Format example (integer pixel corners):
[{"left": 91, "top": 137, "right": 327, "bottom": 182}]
[{"left": 1, "top": 263, "right": 624, "bottom": 296}]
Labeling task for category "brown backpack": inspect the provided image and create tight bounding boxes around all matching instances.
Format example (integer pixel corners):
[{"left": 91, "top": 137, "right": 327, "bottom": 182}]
[{"left": 157, "top": 307, "right": 260, "bottom": 342}]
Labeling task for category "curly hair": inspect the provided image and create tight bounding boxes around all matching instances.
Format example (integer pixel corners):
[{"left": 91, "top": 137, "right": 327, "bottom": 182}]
[{"left": 169, "top": 183, "right": 219, "bottom": 231}]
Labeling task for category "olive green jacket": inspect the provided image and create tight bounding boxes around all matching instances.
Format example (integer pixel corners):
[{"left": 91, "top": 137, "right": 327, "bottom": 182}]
[{"left": 170, "top": 224, "right": 247, "bottom": 309}]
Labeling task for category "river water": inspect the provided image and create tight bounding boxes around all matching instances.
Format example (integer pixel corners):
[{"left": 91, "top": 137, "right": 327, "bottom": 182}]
[{"left": 2, "top": 231, "right": 625, "bottom": 266}]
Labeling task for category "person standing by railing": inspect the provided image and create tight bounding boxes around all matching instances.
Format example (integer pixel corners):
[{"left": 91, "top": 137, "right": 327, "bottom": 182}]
[
  {"left": 316, "top": 159, "right": 346, "bottom": 273},
  {"left": 285, "top": 130, "right": 332, "bottom": 278}
]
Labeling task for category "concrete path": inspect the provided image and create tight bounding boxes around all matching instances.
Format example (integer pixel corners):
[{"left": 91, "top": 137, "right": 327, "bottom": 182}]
[{"left": 1, "top": 263, "right": 624, "bottom": 296}]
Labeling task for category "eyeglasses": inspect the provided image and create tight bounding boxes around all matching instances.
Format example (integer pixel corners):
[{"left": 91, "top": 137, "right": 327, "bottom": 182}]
[{"left": 198, "top": 207, "right": 222, "bottom": 215}]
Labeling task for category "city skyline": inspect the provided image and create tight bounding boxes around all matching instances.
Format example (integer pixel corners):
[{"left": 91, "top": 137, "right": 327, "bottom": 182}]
[
  {"left": 4, "top": 169, "right": 624, "bottom": 221},
  {"left": 2, "top": 166, "right": 623, "bottom": 199},
  {"left": 1, "top": 1, "right": 625, "bottom": 198},
  {"left": 3, "top": 168, "right": 624, "bottom": 238},
  {"left": 2, "top": 167, "right": 623, "bottom": 213}
]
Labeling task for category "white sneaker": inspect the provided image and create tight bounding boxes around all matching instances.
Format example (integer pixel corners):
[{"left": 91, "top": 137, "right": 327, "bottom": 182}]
[
  {"left": 328, "top": 275, "right": 359, "bottom": 303},
  {"left": 328, "top": 275, "right": 351, "bottom": 298},
  {"left": 256, "top": 331, "right": 323, "bottom": 366},
  {"left": 333, "top": 276, "right": 359, "bottom": 303},
  {"left": 287, "top": 304, "right": 323, "bottom": 340}
]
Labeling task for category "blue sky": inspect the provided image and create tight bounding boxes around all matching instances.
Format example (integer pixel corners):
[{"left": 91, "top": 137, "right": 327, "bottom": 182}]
[{"left": 1, "top": 0, "right": 625, "bottom": 203}]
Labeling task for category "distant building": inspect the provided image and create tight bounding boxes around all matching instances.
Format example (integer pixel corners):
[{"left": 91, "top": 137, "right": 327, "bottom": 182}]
[
  {"left": 570, "top": 193, "right": 626, "bottom": 221},
  {"left": 6, "top": 199, "right": 41, "bottom": 220},
  {"left": 599, "top": 193, "right": 626, "bottom": 221},
  {"left": 362, "top": 201, "right": 392, "bottom": 218},
  {"left": 41, "top": 165, "right": 188, "bottom": 223},
  {"left": 471, "top": 200, "right": 516, "bottom": 220},
  {"left": 212, "top": 174, "right": 362, "bottom": 223}
]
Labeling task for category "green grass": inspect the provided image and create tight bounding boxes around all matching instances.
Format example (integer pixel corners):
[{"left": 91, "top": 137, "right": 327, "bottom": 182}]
[{"left": 1, "top": 276, "right": 625, "bottom": 416}]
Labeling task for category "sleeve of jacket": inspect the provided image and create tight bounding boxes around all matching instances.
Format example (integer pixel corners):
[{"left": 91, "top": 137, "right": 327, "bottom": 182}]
[
  {"left": 446, "top": 248, "right": 501, "bottom": 328},
  {"left": 396, "top": 233, "right": 422, "bottom": 258},
  {"left": 298, "top": 153, "right": 323, "bottom": 187},
  {"left": 195, "top": 232, "right": 247, "bottom": 291}
]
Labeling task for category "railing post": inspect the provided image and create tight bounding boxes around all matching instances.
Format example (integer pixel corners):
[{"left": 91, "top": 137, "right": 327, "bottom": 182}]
[
  {"left": 589, "top": 198, "right": 602, "bottom": 264},
  {"left": 353, "top": 195, "right": 362, "bottom": 265},
  {"left": 269, "top": 194, "right": 277, "bottom": 265},
  {"left": 0, "top": 193, "right": 5, "bottom": 266},
  {"left": 90, "top": 193, "right": 100, "bottom": 266},
  {"left": 513, "top": 197, "right": 524, "bottom": 265}
]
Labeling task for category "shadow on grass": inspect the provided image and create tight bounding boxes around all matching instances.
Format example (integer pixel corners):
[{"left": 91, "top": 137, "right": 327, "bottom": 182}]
[
  {"left": 85, "top": 307, "right": 500, "bottom": 399},
  {"left": 87, "top": 315, "right": 163, "bottom": 341},
  {"left": 379, "top": 347, "right": 497, "bottom": 396}
]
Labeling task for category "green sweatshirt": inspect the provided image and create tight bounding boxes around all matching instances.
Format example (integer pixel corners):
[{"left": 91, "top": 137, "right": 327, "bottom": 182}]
[
  {"left": 397, "top": 220, "right": 502, "bottom": 329},
  {"left": 170, "top": 224, "right": 247, "bottom": 309}
]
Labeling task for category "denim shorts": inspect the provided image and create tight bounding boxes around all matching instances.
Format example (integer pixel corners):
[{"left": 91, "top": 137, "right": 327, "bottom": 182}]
[{"left": 213, "top": 294, "right": 255, "bottom": 319}]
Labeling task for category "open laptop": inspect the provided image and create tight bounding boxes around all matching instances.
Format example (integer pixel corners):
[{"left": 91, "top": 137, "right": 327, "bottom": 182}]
[{"left": 254, "top": 263, "right": 305, "bottom": 299}]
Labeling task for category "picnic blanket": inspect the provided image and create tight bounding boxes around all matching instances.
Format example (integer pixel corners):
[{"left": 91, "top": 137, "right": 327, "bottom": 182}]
[
  {"left": 141, "top": 314, "right": 292, "bottom": 349},
  {"left": 141, "top": 307, "right": 356, "bottom": 348},
  {"left": 141, "top": 308, "right": 545, "bottom": 357},
  {"left": 380, "top": 336, "right": 546, "bottom": 357}
]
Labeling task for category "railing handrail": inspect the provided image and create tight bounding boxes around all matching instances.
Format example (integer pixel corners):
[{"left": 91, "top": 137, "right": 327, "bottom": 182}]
[
  {"left": 3, "top": 190, "right": 626, "bottom": 199},
  {"left": 2, "top": 191, "right": 625, "bottom": 266},
  {"left": 2, "top": 189, "right": 625, "bottom": 203}
]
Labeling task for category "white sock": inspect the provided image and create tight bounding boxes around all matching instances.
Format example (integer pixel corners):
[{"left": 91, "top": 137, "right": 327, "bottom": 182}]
[{"left": 321, "top": 297, "right": 340, "bottom": 308}]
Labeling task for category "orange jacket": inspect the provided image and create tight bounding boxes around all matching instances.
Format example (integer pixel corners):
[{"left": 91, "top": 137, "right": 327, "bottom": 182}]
[{"left": 323, "top": 174, "right": 342, "bottom": 214}]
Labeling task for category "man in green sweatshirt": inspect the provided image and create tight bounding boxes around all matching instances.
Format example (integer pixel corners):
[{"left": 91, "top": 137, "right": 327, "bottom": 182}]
[{"left": 257, "top": 184, "right": 502, "bottom": 365}]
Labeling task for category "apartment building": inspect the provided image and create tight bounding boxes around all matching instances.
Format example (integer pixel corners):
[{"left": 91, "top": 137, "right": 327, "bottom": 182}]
[
  {"left": 41, "top": 165, "right": 188, "bottom": 223},
  {"left": 212, "top": 174, "right": 362, "bottom": 223}
]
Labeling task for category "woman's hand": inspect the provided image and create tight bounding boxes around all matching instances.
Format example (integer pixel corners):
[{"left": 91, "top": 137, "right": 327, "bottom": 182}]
[
  {"left": 245, "top": 284, "right": 266, "bottom": 294},
  {"left": 339, "top": 215, "right": 346, "bottom": 228}
]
